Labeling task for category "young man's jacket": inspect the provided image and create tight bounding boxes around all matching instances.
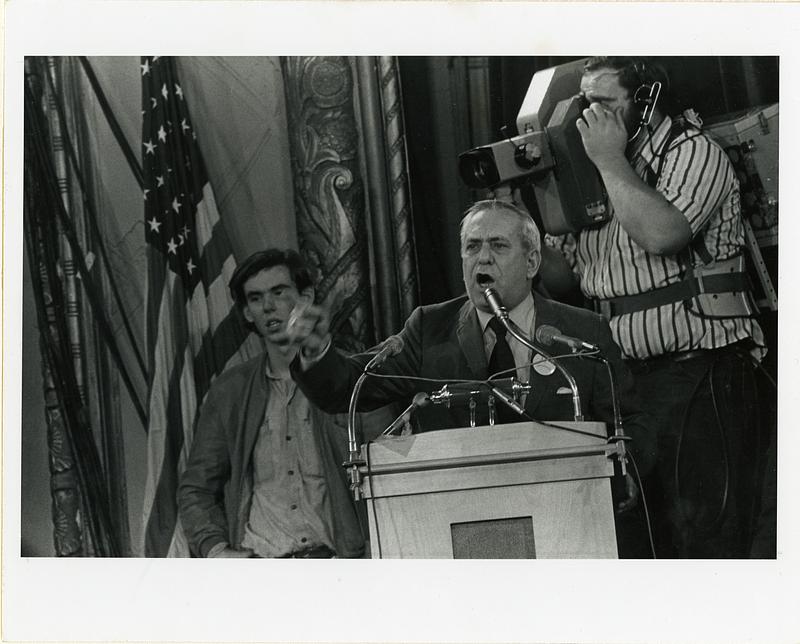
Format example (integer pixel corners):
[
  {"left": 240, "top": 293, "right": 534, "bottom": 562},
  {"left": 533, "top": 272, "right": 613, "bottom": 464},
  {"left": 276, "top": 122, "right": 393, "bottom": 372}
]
[
  {"left": 178, "top": 351, "right": 383, "bottom": 558},
  {"left": 292, "top": 293, "right": 654, "bottom": 474}
]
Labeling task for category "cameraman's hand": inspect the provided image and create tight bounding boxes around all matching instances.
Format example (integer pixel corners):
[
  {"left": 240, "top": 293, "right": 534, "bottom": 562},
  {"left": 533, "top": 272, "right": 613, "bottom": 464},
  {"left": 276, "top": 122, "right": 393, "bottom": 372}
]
[
  {"left": 489, "top": 185, "right": 527, "bottom": 210},
  {"left": 576, "top": 103, "right": 628, "bottom": 170}
]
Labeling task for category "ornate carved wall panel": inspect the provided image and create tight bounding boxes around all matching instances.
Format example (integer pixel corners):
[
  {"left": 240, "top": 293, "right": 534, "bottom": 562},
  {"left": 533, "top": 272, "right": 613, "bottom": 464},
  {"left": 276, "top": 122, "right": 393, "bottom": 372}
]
[
  {"left": 282, "top": 56, "right": 419, "bottom": 349},
  {"left": 281, "top": 56, "right": 375, "bottom": 353}
]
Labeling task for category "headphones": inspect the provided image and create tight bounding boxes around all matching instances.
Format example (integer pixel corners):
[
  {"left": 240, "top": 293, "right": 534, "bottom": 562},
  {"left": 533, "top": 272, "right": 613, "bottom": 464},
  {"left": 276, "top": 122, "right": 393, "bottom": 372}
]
[{"left": 627, "top": 60, "right": 666, "bottom": 139}]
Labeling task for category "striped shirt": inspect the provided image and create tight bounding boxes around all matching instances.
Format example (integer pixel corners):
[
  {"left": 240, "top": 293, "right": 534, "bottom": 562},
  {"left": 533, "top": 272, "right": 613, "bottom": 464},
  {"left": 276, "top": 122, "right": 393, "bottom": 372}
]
[{"left": 568, "top": 115, "right": 765, "bottom": 360}]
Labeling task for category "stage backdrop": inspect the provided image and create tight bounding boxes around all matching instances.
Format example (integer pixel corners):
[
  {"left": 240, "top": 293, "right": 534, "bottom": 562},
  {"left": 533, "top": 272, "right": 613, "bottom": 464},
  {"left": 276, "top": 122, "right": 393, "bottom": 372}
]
[{"left": 23, "top": 55, "right": 421, "bottom": 556}]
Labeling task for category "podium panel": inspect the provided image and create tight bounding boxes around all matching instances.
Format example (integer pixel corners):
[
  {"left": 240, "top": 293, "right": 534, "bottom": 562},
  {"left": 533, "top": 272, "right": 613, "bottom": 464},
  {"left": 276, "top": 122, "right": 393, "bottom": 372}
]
[{"left": 360, "top": 421, "right": 617, "bottom": 559}]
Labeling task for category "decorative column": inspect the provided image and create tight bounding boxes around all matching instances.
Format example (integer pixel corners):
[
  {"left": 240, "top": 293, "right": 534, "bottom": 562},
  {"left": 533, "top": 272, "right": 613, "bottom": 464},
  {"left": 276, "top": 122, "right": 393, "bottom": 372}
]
[
  {"left": 281, "top": 56, "right": 375, "bottom": 352},
  {"left": 281, "top": 56, "right": 419, "bottom": 348}
]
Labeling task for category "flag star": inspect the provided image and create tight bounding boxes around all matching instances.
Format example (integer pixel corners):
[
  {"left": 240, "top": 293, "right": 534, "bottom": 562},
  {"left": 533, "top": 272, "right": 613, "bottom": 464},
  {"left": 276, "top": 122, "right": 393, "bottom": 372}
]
[
  {"left": 167, "top": 238, "right": 178, "bottom": 254},
  {"left": 177, "top": 233, "right": 185, "bottom": 246},
  {"left": 157, "top": 125, "right": 167, "bottom": 142},
  {"left": 156, "top": 175, "right": 165, "bottom": 187},
  {"left": 143, "top": 139, "right": 156, "bottom": 155},
  {"left": 150, "top": 97, "right": 158, "bottom": 109},
  {"left": 175, "top": 83, "right": 184, "bottom": 100},
  {"left": 161, "top": 83, "right": 168, "bottom": 99},
  {"left": 148, "top": 216, "right": 161, "bottom": 233},
  {"left": 152, "top": 56, "right": 160, "bottom": 61},
  {"left": 140, "top": 59, "right": 150, "bottom": 76},
  {"left": 143, "top": 188, "right": 150, "bottom": 200},
  {"left": 171, "top": 197, "right": 181, "bottom": 213},
  {"left": 181, "top": 118, "right": 190, "bottom": 133},
  {"left": 186, "top": 258, "right": 196, "bottom": 275},
  {"left": 181, "top": 225, "right": 191, "bottom": 237}
]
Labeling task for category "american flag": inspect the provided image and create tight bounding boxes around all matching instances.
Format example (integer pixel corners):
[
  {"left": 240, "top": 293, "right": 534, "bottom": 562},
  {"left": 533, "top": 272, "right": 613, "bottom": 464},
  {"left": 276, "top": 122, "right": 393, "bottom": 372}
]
[{"left": 140, "top": 56, "right": 258, "bottom": 557}]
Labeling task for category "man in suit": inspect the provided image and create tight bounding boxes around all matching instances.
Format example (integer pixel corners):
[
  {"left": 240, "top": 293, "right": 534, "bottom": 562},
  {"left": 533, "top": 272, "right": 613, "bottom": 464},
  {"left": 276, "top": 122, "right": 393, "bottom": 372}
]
[{"left": 286, "top": 199, "right": 653, "bottom": 484}]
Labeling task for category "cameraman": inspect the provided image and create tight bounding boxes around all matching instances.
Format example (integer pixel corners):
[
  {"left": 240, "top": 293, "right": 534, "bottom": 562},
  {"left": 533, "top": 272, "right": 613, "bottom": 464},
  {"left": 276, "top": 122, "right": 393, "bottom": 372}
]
[{"left": 541, "top": 57, "right": 766, "bottom": 558}]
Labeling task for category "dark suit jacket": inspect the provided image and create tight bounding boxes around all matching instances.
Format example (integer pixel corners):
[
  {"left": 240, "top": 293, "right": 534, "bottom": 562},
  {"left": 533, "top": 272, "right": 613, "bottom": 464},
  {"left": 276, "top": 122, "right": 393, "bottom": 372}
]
[{"left": 293, "top": 293, "right": 654, "bottom": 473}]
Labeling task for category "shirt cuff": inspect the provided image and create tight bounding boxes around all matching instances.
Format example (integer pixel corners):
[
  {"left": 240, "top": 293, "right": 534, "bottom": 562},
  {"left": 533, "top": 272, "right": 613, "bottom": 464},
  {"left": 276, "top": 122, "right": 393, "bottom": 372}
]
[
  {"left": 206, "top": 541, "right": 230, "bottom": 558},
  {"left": 298, "top": 337, "right": 332, "bottom": 371}
]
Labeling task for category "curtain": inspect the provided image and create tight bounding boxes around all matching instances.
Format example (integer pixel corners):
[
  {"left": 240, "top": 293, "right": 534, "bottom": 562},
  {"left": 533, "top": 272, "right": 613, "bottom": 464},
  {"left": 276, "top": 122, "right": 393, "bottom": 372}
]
[{"left": 24, "top": 57, "right": 121, "bottom": 556}]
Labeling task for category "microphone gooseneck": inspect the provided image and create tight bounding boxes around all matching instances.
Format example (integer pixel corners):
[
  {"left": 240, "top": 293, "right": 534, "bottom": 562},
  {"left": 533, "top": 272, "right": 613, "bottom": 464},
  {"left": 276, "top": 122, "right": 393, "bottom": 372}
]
[
  {"left": 482, "top": 288, "right": 583, "bottom": 421},
  {"left": 346, "top": 334, "right": 406, "bottom": 500},
  {"left": 534, "top": 324, "right": 627, "bottom": 473},
  {"left": 382, "top": 392, "right": 431, "bottom": 436}
]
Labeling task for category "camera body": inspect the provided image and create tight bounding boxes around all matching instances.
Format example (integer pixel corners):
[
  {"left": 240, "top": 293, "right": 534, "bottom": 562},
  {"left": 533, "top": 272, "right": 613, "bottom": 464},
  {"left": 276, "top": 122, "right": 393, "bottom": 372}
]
[{"left": 458, "top": 59, "right": 609, "bottom": 235}]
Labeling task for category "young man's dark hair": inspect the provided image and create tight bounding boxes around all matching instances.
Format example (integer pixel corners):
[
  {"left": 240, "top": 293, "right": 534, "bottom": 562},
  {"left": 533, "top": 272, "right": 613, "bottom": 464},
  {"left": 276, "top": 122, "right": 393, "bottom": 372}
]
[{"left": 229, "top": 248, "right": 314, "bottom": 309}]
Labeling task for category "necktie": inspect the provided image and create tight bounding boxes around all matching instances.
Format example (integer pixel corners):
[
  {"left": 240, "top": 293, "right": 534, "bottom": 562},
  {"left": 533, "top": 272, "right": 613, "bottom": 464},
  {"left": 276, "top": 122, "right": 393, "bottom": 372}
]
[{"left": 487, "top": 317, "right": 518, "bottom": 423}]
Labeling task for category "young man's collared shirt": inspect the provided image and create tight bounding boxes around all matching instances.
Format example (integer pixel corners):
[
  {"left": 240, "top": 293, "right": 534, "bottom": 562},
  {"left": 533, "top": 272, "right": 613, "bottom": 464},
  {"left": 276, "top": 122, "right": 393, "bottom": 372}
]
[
  {"left": 240, "top": 358, "right": 335, "bottom": 557},
  {"left": 573, "top": 115, "right": 764, "bottom": 360}
]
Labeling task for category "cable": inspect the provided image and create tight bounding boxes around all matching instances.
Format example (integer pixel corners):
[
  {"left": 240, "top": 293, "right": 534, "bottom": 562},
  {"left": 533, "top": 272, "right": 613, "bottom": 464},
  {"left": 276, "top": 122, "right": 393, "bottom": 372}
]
[
  {"left": 703, "top": 359, "right": 731, "bottom": 534},
  {"left": 367, "top": 353, "right": 609, "bottom": 441},
  {"left": 365, "top": 440, "right": 383, "bottom": 559},
  {"left": 672, "top": 358, "right": 716, "bottom": 543},
  {"left": 627, "top": 451, "right": 657, "bottom": 559}
]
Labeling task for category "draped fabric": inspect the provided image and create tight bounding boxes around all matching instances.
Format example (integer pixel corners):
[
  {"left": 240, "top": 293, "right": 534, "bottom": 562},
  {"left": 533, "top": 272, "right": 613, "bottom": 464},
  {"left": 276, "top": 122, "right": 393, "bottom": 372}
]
[
  {"left": 23, "top": 57, "right": 120, "bottom": 556},
  {"left": 23, "top": 55, "right": 420, "bottom": 556},
  {"left": 140, "top": 57, "right": 262, "bottom": 557},
  {"left": 281, "top": 56, "right": 418, "bottom": 352}
]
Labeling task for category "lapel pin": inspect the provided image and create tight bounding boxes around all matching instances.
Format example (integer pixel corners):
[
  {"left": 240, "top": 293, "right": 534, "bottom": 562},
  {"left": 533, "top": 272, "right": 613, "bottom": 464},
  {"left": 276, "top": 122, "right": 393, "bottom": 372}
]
[{"left": 533, "top": 359, "right": 556, "bottom": 376}]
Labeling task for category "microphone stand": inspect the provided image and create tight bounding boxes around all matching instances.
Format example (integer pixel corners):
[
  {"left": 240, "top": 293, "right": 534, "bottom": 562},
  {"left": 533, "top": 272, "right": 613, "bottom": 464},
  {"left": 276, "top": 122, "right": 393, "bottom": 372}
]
[
  {"left": 344, "top": 336, "right": 404, "bottom": 500},
  {"left": 592, "top": 355, "right": 630, "bottom": 475},
  {"left": 345, "top": 371, "right": 369, "bottom": 501},
  {"left": 505, "top": 318, "right": 583, "bottom": 421},
  {"left": 484, "top": 289, "right": 583, "bottom": 421}
]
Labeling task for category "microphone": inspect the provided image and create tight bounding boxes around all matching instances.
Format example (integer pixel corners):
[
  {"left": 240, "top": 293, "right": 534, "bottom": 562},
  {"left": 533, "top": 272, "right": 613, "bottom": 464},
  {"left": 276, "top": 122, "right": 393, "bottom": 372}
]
[
  {"left": 535, "top": 324, "right": 599, "bottom": 353},
  {"left": 483, "top": 287, "right": 508, "bottom": 321},
  {"left": 364, "top": 335, "right": 404, "bottom": 372},
  {"left": 482, "top": 288, "right": 584, "bottom": 421},
  {"left": 382, "top": 392, "right": 430, "bottom": 436},
  {"left": 489, "top": 385, "right": 526, "bottom": 417}
]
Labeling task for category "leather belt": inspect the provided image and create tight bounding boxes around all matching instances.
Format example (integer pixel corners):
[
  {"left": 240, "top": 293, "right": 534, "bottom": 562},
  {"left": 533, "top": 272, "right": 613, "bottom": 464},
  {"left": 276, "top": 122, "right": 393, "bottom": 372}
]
[
  {"left": 627, "top": 340, "right": 752, "bottom": 368},
  {"left": 593, "top": 271, "right": 751, "bottom": 317}
]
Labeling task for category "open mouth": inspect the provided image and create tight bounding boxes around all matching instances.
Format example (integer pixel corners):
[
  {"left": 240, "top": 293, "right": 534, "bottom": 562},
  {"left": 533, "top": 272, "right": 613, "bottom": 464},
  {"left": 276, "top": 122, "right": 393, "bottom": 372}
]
[
  {"left": 265, "top": 318, "right": 284, "bottom": 331},
  {"left": 476, "top": 273, "right": 495, "bottom": 289}
]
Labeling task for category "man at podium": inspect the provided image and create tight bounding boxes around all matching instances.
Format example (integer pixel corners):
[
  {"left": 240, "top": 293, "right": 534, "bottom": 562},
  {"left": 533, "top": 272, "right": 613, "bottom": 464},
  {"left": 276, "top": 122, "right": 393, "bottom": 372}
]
[{"left": 285, "top": 199, "right": 653, "bottom": 492}]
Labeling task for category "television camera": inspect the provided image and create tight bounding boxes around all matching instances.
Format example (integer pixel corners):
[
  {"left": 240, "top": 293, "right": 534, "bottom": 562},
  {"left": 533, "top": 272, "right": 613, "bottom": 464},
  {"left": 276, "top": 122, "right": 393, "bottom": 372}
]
[{"left": 458, "top": 58, "right": 608, "bottom": 235}]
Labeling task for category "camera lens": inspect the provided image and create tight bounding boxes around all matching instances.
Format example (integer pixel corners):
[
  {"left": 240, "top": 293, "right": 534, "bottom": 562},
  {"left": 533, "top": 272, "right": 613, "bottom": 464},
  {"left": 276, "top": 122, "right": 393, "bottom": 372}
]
[{"left": 458, "top": 149, "right": 500, "bottom": 189}]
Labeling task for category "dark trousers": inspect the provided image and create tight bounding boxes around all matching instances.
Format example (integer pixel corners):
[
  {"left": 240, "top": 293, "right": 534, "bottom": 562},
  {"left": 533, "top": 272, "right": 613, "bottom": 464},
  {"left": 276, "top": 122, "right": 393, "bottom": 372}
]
[{"left": 625, "top": 344, "right": 761, "bottom": 558}]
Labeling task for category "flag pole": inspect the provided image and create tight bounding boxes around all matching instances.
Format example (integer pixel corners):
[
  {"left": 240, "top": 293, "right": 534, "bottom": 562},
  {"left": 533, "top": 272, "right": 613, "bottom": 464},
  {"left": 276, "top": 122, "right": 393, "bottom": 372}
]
[
  {"left": 26, "top": 71, "right": 148, "bottom": 428},
  {"left": 78, "top": 56, "right": 144, "bottom": 189},
  {"left": 45, "top": 58, "right": 149, "bottom": 386}
]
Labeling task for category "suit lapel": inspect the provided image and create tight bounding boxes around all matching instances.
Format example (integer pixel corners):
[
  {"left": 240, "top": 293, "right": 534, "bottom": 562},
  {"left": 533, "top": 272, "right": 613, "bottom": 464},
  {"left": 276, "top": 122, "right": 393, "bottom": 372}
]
[{"left": 456, "top": 301, "right": 487, "bottom": 379}]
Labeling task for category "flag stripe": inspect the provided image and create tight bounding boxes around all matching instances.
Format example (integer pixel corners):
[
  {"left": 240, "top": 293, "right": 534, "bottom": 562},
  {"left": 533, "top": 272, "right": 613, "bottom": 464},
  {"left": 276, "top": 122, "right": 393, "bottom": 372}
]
[{"left": 141, "top": 56, "right": 257, "bottom": 557}]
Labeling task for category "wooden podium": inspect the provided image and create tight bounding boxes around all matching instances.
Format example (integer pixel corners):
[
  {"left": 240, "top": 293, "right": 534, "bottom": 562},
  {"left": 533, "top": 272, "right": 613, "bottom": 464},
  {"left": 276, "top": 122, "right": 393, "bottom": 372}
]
[{"left": 359, "top": 421, "right": 618, "bottom": 559}]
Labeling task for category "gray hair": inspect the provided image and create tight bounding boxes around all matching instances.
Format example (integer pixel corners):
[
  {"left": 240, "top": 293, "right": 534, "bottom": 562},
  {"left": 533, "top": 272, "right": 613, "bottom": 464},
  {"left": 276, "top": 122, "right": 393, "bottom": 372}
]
[{"left": 459, "top": 199, "right": 541, "bottom": 252}]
